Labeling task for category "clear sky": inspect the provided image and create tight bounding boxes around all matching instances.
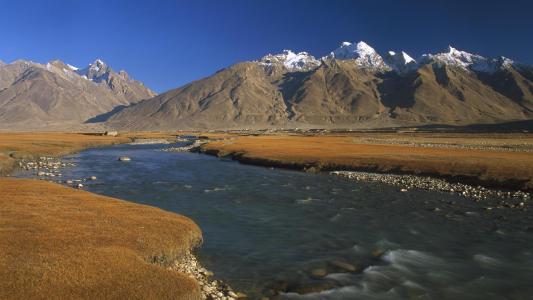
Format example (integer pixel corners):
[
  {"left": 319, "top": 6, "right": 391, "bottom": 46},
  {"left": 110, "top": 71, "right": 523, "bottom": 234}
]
[{"left": 1, "top": 0, "right": 532, "bottom": 93}]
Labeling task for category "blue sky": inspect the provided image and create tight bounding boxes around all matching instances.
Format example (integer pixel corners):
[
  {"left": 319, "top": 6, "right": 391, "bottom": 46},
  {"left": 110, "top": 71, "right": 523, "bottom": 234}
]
[{"left": 1, "top": 0, "right": 532, "bottom": 93}]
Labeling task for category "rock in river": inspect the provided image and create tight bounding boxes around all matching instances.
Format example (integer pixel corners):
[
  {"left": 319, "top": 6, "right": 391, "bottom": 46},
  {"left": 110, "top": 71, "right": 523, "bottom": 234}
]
[
  {"left": 330, "top": 260, "right": 358, "bottom": 272},
  {"left": 310, "top": 268, "right": 328, "bottom": 279}
]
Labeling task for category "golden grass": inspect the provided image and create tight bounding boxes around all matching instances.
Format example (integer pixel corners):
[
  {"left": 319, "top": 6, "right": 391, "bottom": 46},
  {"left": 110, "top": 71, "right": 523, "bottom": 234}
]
[
  {"left": 0, "top": 178, "right": 202, "bottom": 300},
  {"left": 201, "top": 134, "right": 533, "bottom": 191},
  {"left": 0, "top": 132, "right": 204, "bottom": 299}
]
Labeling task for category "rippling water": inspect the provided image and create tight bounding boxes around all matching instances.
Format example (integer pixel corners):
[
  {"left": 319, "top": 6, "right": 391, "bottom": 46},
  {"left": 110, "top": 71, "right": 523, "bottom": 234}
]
[{"left": 16, "top": 144, "right": 533, "bottom": 299}]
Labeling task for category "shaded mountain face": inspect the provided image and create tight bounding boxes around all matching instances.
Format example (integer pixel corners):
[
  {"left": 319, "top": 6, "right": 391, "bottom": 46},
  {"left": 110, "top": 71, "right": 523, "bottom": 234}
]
[
  {"left": 107, "top": 42, "right": 533, "bottom": 130},
  {"left": 0, "top": 59, "right": 155, "bottom": 130}
]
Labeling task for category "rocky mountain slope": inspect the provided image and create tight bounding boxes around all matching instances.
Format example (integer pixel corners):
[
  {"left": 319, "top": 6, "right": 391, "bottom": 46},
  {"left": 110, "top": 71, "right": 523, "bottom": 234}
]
[
  {"left": 107, "top": 41, "right": 533, "bottom": 130},
  {"left": 0, "top": 59, "right": 155, "bottom": 130}
]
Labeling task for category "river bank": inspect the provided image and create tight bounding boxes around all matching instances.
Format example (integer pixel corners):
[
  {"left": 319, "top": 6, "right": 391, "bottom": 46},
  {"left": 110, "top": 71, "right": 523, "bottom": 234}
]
[
  {"left": 0, "top": 178, "right": 204, "bottom": 299},
  {"left": 198, "top": 134, "right": 533, "bottom": 192},
  {"left": 0, "top": 132, "right": 238, "bottom": 300}
]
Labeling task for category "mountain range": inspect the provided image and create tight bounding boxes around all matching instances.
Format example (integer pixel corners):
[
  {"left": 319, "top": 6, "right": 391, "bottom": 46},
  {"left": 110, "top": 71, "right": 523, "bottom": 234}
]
[
  {"left": 2, "top": 41, "right": 533, "bottom": 130},
  {"left": 0, "top": 59, "right": 155, "bottom": 130}
]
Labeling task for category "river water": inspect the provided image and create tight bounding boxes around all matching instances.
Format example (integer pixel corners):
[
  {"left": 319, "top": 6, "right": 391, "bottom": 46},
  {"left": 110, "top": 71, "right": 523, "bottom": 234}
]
[{"left": 16, "top": 143, "right": 533, "bottom": 299}]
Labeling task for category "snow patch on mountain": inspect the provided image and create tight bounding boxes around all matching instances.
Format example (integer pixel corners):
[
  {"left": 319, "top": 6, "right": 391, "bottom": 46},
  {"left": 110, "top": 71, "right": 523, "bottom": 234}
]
[
  {"left": 259, "top": 50, "right": 320, "bottom": 71},
  {"left": 67, "top": 64, "right": 79, "bottom": 71}
]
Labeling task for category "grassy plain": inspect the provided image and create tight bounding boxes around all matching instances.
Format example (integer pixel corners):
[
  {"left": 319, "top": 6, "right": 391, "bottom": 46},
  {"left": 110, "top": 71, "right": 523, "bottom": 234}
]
[{"left": 201, "top": 133, "right": 533, "bottom": 191}]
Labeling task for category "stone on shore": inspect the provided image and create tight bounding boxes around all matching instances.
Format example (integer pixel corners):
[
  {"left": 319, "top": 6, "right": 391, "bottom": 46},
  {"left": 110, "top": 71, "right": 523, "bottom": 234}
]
[{"left": 103, "top": 131, "right": 118, "bottom": 137}]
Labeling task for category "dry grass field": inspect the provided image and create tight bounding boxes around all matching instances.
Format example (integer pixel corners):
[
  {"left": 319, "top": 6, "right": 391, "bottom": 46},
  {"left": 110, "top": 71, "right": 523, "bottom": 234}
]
[
  {"left": 201, "top": 133, "right": 533, "bottom": 191},
  {"left": 0, "top": 132, "right": 204, "bottom": 299},
  {"left": 0, "top": 178, "right": 202, "bottom": 300}
]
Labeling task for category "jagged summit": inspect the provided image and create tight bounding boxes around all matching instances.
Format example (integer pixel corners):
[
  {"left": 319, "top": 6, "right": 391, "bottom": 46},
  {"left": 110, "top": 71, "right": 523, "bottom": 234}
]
[
  {"left": 388, "top": 51, "right": 415, "bottom": 64},
  {"left": 420, "top": 46, "right": 516, "bottom": 73},
  {"left": 2, "top": 40, "right": 531, "bottom": 131},
  {"left": 0, "top": 58, "right": 156, "bottom": 129},
  {"left": 421, "top": 46, "right": 486, "bottom": 69},
  {"left": 76, "top": 59, "right": 112, "bottom": 82},
  {"left": 384, "top": 51, "right": 417, "bottom": 73},
  {"left": 325, "top": 41, "right": 389, "bottom": 70},
  {"left": 106, "top": 40, "right": 533, "bottom": 131},
  {"left": 259, "top": 50, "right": 320, "bottom": 72},
  {"left": 255, "top": 42, "right": 520, "bottom": 75}
]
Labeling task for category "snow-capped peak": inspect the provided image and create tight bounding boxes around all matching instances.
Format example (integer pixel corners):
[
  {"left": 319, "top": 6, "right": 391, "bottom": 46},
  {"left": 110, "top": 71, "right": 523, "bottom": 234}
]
[
  {"left": 326, "top": 41, "right": 388, "bottom": 70},
  {"left": 421, "top": 46, "right": 485, "bottom": 69},
  {"left": 328, "top": 41, "right": 374, "bottom": 60},
  {"left": 76, "top": 58, "right": 111, "bottom": 82},
  {"left": 259, "top": 50, "right": 320, "bottom": 72},
  {"left": 384, "top": 50, "right": 417, "bottom": 73},
  {"left": 87, "top": 59, "right": 106, "bottom": 72},
  {"left": 471, "top": 56, "right": 515, "bottom": 73},
  {"left": 421, "top": 46, "right": 515, "bottom": 73},
  {"left": 93, "top": 59, "right": 105, "bottom": 66},
  {"left": 499, "top": 56, "right": 515, "bottom": 68}
]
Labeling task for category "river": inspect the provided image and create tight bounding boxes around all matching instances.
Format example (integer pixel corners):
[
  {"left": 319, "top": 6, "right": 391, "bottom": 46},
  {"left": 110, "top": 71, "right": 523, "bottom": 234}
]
[{"left": 16, "top": 143, "right": 533, "bottom": 299}]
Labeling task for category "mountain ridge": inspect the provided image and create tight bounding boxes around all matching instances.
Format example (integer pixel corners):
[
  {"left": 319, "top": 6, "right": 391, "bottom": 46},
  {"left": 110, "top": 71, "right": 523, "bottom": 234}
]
[
  {"left": 1, "top": 41, "right": 532, "bottom": 131},
  {"left": 0, "top": 58, "right": 156, "bottom": 130},
  {"left": 106, "top": 41, "right": 533, "bottom": 130}
]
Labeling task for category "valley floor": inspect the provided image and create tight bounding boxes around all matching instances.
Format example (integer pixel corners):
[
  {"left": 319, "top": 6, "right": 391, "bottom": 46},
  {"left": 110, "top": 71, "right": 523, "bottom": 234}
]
[
  {"left": 199, "top": 132, "right": 533, "bottom": 191},
  {"left": 1, "top": 131, "right": 532, "bottom": 299}
]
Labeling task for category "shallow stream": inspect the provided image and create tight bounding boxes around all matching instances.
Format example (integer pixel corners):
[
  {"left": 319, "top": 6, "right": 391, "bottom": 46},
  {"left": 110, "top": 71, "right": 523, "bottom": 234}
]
[{"left": 16, "top": 143, "right": 533, "bottom": 299}]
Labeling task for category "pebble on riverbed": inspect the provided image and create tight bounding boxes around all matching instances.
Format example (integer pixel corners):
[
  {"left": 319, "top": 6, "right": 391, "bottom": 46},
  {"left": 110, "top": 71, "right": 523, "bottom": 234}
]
[
  {"left": 18, "top": 157, "right": 75, "bottom": 179},
  {"left": 330, "top": 171, "right": 531, "bottom": 210},
  {"left": 162, "top": 139, "right": 207, "bottom": 152},
  {"left": 171, "top": 252, "right": 244, "bottom": 300}
]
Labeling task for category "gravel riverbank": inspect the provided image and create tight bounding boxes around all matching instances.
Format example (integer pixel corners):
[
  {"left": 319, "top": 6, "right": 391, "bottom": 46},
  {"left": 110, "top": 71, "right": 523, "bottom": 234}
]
[
  {"left": 172, "top": 252, "right": 245, "bottom": 300},
  {"left": 331, "top": 170, "right": 530, "bottom": 209}
]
